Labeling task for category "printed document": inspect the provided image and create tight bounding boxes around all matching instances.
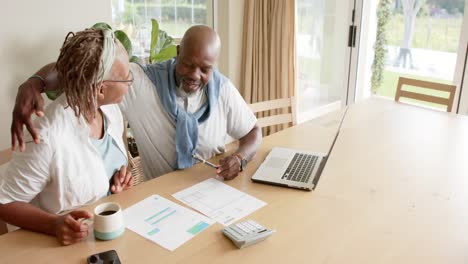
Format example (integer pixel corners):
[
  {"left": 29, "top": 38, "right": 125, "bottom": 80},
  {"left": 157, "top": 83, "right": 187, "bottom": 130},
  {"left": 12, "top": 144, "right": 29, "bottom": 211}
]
[
  {"left": 124, "top": 195, "right": 214, "bottom": 251},
  {"left": 173, "top": 178, "right": 266, "bottom": 226}
]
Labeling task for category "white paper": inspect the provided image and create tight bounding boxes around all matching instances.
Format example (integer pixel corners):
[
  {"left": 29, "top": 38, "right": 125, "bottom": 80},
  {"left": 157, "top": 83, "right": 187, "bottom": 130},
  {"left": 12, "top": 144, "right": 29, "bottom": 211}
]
[
  {"left": 123, "top": 195, "right": 214, "bottom": 251},
  {"left": 173, "top": 178, "right": 267, "bottom": 226}
]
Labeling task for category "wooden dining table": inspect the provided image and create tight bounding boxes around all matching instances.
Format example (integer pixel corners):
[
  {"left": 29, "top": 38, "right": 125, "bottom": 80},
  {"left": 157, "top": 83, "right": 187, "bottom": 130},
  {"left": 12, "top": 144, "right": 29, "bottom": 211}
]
[{"left": 1, "top": 97, "right": 467, "bottom": 264}]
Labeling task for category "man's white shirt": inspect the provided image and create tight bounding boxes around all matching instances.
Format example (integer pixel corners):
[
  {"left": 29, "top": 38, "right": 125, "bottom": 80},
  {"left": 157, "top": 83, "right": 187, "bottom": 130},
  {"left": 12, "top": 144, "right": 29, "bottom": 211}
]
[{"left": 121, "top": 63, "right": 257, "bottom": 180}]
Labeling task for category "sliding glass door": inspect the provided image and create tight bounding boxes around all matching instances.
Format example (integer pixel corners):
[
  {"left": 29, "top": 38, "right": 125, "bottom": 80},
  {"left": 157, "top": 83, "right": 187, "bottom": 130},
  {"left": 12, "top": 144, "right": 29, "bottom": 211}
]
[
  {"left": 454, "top": 5, "right": 468, "bottom": 113},
  {"left": 355, "top": 0, "right": 467, "bottom": 113},
  {"left": 295, "top": 0, "right": 361, "bottom": 123}
]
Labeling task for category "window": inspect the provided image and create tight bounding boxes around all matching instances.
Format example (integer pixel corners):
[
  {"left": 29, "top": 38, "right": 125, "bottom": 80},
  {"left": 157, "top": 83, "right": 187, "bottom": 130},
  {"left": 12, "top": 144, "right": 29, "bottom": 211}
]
[
  {"left": 111, "top": 0, "right": 214, "bottom": 57},
  {"left": 295, "top": 0, "right": 354, "bottom": 122}
]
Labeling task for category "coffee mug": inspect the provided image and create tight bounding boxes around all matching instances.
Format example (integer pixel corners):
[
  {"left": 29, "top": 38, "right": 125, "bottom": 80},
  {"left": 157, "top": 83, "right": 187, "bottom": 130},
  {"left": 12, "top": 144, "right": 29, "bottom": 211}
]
[{"left": 93, "top": 202, "right": 125, "bottom": 240}]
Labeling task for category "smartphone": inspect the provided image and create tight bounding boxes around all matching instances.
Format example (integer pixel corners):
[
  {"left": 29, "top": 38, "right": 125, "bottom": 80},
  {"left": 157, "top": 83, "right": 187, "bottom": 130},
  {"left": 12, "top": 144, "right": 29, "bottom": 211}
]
[{"left": 87, "top": 249, "right": 121, "bottom": 264}]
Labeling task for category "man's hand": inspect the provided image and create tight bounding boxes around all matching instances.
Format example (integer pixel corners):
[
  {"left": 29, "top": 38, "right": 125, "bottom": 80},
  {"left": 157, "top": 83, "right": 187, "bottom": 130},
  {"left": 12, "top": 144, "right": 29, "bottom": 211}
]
[
  {"left": 216, "top": 155, "right": 241, "bottom": 180},
  {"left": 11, "top": 79, "right": 45, "bottom": 152},
  {"left": 110, "top": 166, "right": 133, "bottom": 194},
  {"left": 54, "top": 210, "right": 92, "bottom": 246}
]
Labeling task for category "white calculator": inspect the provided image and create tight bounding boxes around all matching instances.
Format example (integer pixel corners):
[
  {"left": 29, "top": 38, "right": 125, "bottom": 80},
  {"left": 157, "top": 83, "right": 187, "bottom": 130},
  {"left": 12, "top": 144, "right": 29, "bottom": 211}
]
[{"left": 222, "top": 220, "right": 275, "bottom": 249}]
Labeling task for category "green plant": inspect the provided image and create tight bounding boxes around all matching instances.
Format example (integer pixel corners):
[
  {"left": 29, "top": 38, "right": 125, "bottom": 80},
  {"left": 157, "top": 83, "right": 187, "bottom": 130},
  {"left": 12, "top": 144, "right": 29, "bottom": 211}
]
[
  {"left": 148, "top": 19, "right": 177, "bottom": 64},
  {"left": 92, "top": 20, "right": 177, "bottom": 64},
  {"left": 91, "top": 22, "right": 140, "bottom": 63},
  {"left": 371, "top": 0, "right": 392, "bottom": 93}
]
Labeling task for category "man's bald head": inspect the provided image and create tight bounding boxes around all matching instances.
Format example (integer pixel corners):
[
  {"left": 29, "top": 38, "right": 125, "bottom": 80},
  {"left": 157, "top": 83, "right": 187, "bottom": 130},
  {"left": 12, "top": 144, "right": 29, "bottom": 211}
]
[
  {"left": 179, "top": 25, "right": 221, "bottom": 60},
  {"left": 176, "top": 25, "right": 221, "bottom": 93}
]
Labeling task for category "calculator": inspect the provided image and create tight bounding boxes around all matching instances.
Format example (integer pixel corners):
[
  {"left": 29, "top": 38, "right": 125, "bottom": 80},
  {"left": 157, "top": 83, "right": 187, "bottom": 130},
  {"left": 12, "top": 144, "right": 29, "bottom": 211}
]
[{"left": 222, "top": 220, "right": 275, "bottom": 248}]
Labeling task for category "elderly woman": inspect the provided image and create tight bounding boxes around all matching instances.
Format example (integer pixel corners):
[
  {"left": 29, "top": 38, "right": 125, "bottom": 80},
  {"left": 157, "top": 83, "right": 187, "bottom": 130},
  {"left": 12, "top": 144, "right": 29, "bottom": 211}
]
[{"left": 0, "top": 28, "right": 133, "bottom": 245}]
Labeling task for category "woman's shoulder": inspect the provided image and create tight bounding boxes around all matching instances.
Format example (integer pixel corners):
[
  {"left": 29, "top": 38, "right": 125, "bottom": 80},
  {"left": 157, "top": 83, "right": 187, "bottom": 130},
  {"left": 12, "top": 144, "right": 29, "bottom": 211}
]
[
  {"left": 38, "top": 94, "right": 90, "bottom": 140},
  {"left": 23, "top": 95, "right": 68, "bottom": 145},
  {"left": 40, "top": 94, "right": 73, "bottom": 128}
]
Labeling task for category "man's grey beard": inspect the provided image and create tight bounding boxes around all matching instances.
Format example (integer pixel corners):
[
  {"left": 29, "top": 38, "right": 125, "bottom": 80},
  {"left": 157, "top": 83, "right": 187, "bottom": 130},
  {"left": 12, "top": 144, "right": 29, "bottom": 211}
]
[{"left": 180, "top": 78, "right": 205, "bottom": 93}]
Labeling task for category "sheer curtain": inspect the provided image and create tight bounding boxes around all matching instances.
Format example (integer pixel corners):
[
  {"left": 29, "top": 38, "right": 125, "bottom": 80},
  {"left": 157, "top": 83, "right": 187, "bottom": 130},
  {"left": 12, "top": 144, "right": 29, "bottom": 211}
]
[{"left": 241, "top": 0, "right": 296, "bottom": 135}]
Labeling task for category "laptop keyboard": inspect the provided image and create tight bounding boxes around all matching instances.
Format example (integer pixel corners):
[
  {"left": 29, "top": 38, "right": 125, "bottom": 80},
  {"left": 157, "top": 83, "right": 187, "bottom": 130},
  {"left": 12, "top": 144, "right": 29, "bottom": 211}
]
[{"left": 281, "top": 153, "right": 318, "bottom": 183}]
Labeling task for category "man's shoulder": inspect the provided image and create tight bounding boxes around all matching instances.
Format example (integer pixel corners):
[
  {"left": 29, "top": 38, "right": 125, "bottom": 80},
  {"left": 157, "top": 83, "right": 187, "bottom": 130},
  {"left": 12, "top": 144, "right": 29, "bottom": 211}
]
[
  {"left": 134, "top": 59, "right": 175, "bottom": 75},
  {"left": 218, "top": 79, "right": 241, "bottom": 101},
  {"left": 212, "top": 69, "right": 230, "bottom": 85},
  {"left": 123, "top": 63, "right": 160, "bottom": 107},
  {"left": 130, "top": 62, "right": 146, "bottom": 78}
]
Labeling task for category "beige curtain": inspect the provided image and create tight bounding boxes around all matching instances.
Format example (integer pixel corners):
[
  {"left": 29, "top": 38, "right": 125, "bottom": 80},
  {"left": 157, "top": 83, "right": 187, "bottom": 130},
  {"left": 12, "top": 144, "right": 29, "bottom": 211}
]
[{"left": 241, "top": 0, "right": 296, "bottom": 135}]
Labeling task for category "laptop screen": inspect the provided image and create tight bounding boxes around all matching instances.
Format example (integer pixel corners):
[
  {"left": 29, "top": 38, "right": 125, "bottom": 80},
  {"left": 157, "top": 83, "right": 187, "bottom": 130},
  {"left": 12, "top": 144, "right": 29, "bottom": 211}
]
[{"left": 326, "top": 107, "right": 348, "bottom": 157}]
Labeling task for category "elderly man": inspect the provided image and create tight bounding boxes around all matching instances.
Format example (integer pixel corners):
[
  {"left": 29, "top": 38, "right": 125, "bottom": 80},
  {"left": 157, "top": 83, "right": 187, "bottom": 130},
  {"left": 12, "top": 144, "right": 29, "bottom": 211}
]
[{"left": 11, "top": 25, "right": 262, "bottom": 180}]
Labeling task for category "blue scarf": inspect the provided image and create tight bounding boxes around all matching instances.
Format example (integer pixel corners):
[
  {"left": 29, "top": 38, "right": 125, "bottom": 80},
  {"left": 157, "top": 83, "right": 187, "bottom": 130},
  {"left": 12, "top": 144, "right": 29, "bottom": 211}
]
[{"left": 140, "top": 58, "right": 227, "bottom": 169}]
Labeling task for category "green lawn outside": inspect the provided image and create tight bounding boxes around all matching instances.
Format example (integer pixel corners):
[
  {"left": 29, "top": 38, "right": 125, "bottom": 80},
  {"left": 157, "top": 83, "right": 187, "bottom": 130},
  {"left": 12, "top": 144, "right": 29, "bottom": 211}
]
[
  {"left": 386, "top": 14, "right": 463, "bottom": 53},
  {"left": 375, "top": 70, "right": 453, "bottom": 110}
]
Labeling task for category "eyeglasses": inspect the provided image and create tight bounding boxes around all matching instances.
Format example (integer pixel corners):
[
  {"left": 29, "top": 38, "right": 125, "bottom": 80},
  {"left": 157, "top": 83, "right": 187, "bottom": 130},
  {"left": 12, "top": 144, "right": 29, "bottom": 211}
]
[{"left": 103, "top": 70, "right": 134, "bottom": 86}]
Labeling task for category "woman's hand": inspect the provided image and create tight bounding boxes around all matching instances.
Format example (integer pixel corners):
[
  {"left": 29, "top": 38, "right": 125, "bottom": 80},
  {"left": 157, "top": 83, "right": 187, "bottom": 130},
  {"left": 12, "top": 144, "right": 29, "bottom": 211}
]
[
  {"left": 54, "top": 210, "right": 92, "bottom": 246},
  {"left": 111, "top": 166, "right": 133, "bottom": 194}
]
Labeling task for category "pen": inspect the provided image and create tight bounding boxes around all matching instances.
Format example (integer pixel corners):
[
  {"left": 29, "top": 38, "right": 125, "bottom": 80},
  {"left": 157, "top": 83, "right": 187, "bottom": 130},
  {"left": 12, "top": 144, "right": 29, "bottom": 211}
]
[{"left": 192, "top": 154, "right": 219, "bottom": 169}]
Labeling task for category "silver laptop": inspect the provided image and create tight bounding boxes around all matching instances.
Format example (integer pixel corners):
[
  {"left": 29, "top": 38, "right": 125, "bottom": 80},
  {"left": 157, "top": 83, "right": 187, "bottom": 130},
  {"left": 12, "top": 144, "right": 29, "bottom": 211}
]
[{"left": 251, "top": 108, "right": 348, "bottom": 191}]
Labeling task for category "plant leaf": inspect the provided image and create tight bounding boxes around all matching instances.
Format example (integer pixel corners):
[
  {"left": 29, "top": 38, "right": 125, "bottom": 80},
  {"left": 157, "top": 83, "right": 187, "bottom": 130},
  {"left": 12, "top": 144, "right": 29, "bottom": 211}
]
[
  {"left": 151, "top": 29, "right": 177, "bottom": 63},
  {"left": 149, "top": 19, "right": 160, "bottom": 63},
  {"left": 91, "top": 22, "right": 112, "bottom": 30},
  {"left": 152, "top": 45, "right": 177, "bottom": 63},
  {"left": 114, "top": 30, "right": 132, "bottom": 56},
  {"left": 158, "top": 30, "right": 175, "bottom": 51}
]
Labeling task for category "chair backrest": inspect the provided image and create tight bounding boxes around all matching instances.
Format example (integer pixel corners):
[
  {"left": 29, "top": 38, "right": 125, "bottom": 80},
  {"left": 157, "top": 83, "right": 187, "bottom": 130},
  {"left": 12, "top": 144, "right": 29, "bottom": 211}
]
[
  {"left": 0, "top": 149, "right": 12, "bottom": 167},
  {"left": 128, "top": 151, "right": 145, "bottom": 186},
  {"left": 123, "top": 121, "right": 144, "bottom": 186},
  {"left": 248, "top": 97, "right": 297, "bottom": 128},
  {"left": 395, "top": 77, "right": 456, "bottom": 112},
  {"left": 0, "top": 149, "right": 12, "bottom": 235}
]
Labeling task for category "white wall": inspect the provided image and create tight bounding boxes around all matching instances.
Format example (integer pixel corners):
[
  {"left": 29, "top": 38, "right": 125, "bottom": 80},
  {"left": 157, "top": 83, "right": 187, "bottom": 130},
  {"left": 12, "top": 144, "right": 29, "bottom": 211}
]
[
  {"left": 0, "top": 0, "right": 244, "bottom": 149},
  {"left": 0, "top": 0, "right": 112, "bottom": 150}
]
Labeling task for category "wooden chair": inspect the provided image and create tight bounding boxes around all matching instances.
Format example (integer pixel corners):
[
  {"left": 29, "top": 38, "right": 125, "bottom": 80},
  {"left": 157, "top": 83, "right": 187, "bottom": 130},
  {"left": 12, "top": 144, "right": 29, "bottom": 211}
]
[
  {"left": 249, "top": 97, "right": 297, "bottom": 128},
  {"left": 123, "top": 121, "right": 145, "bottom": 186},
  {"left": 224, "top": 97, "right": 297, "bottom": 150},
  {"left": 0, "top": 148, "right": 12, "bottom": 235},
  {"left": 0, "top": 149, "right": 12, "bottom": 168},
  {"left": 128, "top": 151, "right": 145, "bottom": 186},
  {"left": 395, "top": 77, "right": 456, "bottom": 112}
]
